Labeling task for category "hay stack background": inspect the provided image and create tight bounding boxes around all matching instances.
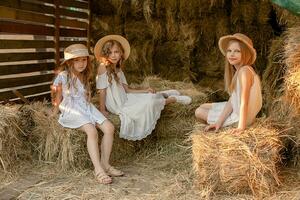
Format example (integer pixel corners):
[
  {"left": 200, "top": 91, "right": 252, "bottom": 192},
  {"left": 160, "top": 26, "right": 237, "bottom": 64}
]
[
  {"left": 191, "top": 119, "right": 283, "bottom": 198},
  {"left": 90, "top": 0, "right": 300, "bottom": 84}
]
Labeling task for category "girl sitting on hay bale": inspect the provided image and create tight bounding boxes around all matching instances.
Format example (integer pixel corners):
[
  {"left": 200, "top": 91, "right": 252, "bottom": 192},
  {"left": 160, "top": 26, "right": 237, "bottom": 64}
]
[
  {"left": 51, "top": 44, "right": 123, "bottom": 185},
  {"left": 94, "top": 35, "right": 192, "bottom": 141},
  {"left": 195, "top": 33, "right": 262, "bottom": 134}
]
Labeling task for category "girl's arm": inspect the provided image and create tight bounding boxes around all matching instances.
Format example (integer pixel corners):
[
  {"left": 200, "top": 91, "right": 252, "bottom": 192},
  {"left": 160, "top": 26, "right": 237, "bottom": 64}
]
[
  {"left": 98, "top": 88, "right": 109, "bottom": 117},
  {"left": 236, "top": 67, "right": 253, "bottom": 131},
  {"left": 51, "top": 83, "right": 62, "bottom": 115},
  {"left": 122, "top": 84, "right": 155, "bottom": 94},
  {"left": 204, "top": 97, "right": 233, "bottom": 132}
]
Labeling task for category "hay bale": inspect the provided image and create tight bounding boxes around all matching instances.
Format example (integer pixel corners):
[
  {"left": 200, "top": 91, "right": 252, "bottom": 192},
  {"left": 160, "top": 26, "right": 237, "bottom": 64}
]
[
  {"left": 0, "top": 105, "right": 31, "bottom": 173},
  {"left": 191, "top": 119, "right": 283, "bottom": 198},
  {"left": 284, "top": 26, "right": 300, "bottom": 113}
]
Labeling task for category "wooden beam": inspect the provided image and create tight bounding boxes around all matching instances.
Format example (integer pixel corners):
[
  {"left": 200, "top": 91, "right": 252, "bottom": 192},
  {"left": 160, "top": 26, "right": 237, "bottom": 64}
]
[
  {"left": 0, "top": 0, "right": 55, "bottom": 15},
  {"left": 60, "top": 28, "right": 87, "bottom": 37},
  {"left": 54, "top": 0, "right": 60, "bottom": 66},
  {"left": 0, "top": 52, "right": 55, "bottom": 62},
  {"left": 0, "top": 21, "right": 54, "bottom": 36},
  {"left": 0, "top": 74, "right": 54, "bottom": 89},
  {"left": 0, "top": 63, "right": 55, "bottom": 76},
  {"left": 0, "top": 40, "right": 54, "bottom": 49},
  {"left": 12, "top": 90, "right": 30, "bottom": 104}
]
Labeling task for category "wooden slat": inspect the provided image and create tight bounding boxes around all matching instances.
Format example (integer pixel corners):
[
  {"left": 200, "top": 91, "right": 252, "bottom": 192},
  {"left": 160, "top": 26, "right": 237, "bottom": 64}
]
[
  {"left": 59, "top": 7, "right": 88, "bottom": 19},
  {"left": 0, "top": 52, "right": 54, "bottom": 62},
  {"left": 0, "top": 0, "right": 55, "bottom": 15},
  {"left": 0, "top": 73, "right": 54, "bottom": 89},
  {"left": 60, "top": 40, "right": 87, "bottom": 48},
  {"left": 60, "top": 28, "right": 87, "bottom": 37},
  {"left": 0, "top": 63, "right": 55, "bottom": 76},
  {"left": 0, "top": 21, "right": 54, "bottom": 36},
  {"left": 0, "top": 40, "right": 54, "bottom": 49},
  {"left": 0, "top": 6, "right": 55, "bottom": 25},
  {"left": 60, "top": 0, "right": 88, "bottom": 9},
  {"left": 60, "top": 18, "right": 88, "bottom": 29},
  {"left": 0, "top": 84, "right": 51, "bottom": 101}
]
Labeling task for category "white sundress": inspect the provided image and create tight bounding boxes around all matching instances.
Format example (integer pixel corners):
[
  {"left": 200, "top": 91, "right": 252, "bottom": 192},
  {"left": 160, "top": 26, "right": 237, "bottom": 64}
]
[
  {"left": 207, "top": 66, "right": 262, "bottom": 127},
  {"left": 53, "top": 71, "right": 107, "bottom": 128},
  {"left": 96, "top": 70, "right": 165, "bottom": 140}
]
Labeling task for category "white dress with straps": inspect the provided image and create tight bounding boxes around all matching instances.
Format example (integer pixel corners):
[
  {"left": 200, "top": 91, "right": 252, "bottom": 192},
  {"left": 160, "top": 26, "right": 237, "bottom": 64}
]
[
  {"left": 53, "top": 71, "right": 106, "bottom": 128},
  {"left": 207, "top": 66, "right": 262, "bottom": 127},
  {"left": 96, "top": 70, "right": 165, "bottom": 140}
]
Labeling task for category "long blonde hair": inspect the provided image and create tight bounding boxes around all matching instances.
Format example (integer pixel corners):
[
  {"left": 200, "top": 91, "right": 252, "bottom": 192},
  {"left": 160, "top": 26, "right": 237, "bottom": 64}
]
[
  {"left": 224, "top": 39, "right": 254, "bottom": 94},
  {"left": 100, "top": 40, "right": 125, "bottom": 84},
  {"left": 54, "top": 56, "right": 93, "bottom": 102}
]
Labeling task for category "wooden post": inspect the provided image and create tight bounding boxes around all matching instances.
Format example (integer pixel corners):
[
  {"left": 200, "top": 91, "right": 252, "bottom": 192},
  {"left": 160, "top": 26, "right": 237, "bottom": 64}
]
[
  {"left": 54, "top": 0, "right": 60, "bottom": 69},
  {"left": 87, "top": 0, "right": 91, "bottom": 51}
]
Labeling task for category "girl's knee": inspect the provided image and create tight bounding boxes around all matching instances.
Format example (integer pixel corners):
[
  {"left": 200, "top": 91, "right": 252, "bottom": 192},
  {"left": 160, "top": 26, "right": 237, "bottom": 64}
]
[
  {"left": 101, "top": 120, "right": 115, "bottom": 135},
  {"left": 195, "top": 107, "right": 203, "bottom": 118},
  {"left": 85, "top": 127, "right": 98, "bottom": 138}
]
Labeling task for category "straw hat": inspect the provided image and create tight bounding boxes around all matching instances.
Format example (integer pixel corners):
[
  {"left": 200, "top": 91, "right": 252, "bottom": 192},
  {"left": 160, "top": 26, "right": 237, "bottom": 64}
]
[
  {"left": 61, "top": 44, "right": 92, "bottom": 65},
  {"left": 94, "top": 35, "right": 130, "bottom": 61},
  {"left": 218, "top": 33, "right": 257, "bottom": 65}
]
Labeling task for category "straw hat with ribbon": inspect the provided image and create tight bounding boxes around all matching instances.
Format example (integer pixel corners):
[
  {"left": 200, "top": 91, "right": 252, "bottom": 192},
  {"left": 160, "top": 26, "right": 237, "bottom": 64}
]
[
  {"left": 218, "top": 33, "right": 257, "bottom": 65},
  {"left": 94, "top": 35, "right": 131, "bottom": 61},
  {"left": 61, "top": 44, "right": 93, "bottom": 66}
]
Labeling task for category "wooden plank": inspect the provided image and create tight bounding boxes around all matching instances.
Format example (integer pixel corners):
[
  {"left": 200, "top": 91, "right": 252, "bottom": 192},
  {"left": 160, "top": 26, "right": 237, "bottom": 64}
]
[
  {"left": 0, "top": 52, "right": 54, "bottom": 62},
  {"left": 0, "top": 21, "right": 54, "bottom": 36},
  {"left": 87, "top": 0, "right": 91, "bottom": 50},
  {"left": 54, "top": 0, "right": 60, "bottom": 66},
  {"left": 59, "top": 7, "right": 88, "bottom": 19},
  {"left": 0, "top": 84, "right": 51, "bottom": 101},
  {"left": 0, "top": 73, "right": 54, "bottom": 89},
  {"left": 0, "top": 6, "right": 55, "bottom": 25},
  {"left": 0, "top": 0, "right": 55, "bottom": 15},
  {"left": 60, "top": 28, "right": 87, "bottom": 37},
  {"left": 0, "top": 63, "right": 55, "bottom": 76},
  {"left": 0, "top": 40, "right": 54, "bottom": 49},
  {"left": 60, "top": 0, "right": 88, "bottom": 9},
  {"left": 60, "top": 40, "right": 87, "bottom": 47},
  {"left": 12, "top": 89, "right": 30, "bottom": 104},
  {"left": 60, "top": 18, "right": 88, "bottom": 29}
]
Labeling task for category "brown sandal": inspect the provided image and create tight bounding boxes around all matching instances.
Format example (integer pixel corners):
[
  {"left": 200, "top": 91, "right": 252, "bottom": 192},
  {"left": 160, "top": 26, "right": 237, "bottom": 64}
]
[
  {"left": 106, "top": 166, "right": 124, "bottom": 177},
  {"left": 95, "top": 171, "right": 112, "bottom": 184}
]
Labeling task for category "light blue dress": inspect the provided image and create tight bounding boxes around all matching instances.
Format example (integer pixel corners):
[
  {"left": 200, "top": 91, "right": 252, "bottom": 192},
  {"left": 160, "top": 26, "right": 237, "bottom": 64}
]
[
  {"left": 53, "top": 71, "right": 106, "bottom": 128},
  {"left": 96, "top": 70, "right": 165, "bottom": 140}
]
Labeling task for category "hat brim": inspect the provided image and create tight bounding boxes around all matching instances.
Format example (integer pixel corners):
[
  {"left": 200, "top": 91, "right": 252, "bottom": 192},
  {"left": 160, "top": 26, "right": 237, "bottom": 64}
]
[
  {"left": 60, "top": 55, "right": 94, "bottom": 66},
  {"left": 94, "top": 35, "right": 130, "bottom": 61},
  {"left": 218, "top": 35, "right": 257, "bottom": 65}
]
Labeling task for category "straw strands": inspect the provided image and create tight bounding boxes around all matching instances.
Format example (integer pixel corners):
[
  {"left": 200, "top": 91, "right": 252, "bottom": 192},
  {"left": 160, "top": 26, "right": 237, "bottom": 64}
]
[{"left": 191, "top": 119, "right": 283, "bottom": 198}]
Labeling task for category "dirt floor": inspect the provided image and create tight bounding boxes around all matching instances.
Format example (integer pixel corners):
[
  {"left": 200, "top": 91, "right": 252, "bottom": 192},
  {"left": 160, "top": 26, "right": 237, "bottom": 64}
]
[{"left": 1, "top": 136, "right": 300, "bottom": 200}]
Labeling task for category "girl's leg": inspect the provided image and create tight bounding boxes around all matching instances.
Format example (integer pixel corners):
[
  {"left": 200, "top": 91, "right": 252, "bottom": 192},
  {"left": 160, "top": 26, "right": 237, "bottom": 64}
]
[
  {"left": 97, "top": 120, "right": 114, "bottom": 170},
  {"left": 195, "top": 103, "right": 213, "bottom": 122},
  {"left": 165, "top": 96, "right": 176, "bottom": 105},
  {"left": 80, "top": 123, "right": 112, "bottom": 184}
]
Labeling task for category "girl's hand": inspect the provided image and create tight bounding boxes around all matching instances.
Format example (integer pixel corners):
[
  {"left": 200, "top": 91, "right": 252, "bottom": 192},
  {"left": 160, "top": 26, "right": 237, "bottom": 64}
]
[
  {"left": 101, "top": 110, "right": 109, "bottom": 118},
  {"left": 147, "top": 87, "right": 156, "bottom": 93},
  {"left": 231, "top": 128, "right": 245, "bottom": 135},
  {"left": 204, "top": 123, "right": 221, "bottom": 132}
]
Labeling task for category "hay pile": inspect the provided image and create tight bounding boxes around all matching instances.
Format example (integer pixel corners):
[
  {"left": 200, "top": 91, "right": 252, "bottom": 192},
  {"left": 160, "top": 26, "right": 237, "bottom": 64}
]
[
  {"left": 91, "top": 0, "right": 299, "bottom": 83},
  {"left": 21, "top": 77, "right": 208, "bottom": 170},
  {"left": 191, "top": 119, "right": 283, "bottom": 198},
  {"left": 0, "top": 105, "right": 31, "bottom": 174}
]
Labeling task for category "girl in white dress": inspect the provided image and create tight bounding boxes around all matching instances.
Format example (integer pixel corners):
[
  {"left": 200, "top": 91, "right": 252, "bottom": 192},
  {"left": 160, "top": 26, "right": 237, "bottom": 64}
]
[
  {"left": 52, "top": 44, "right": 123, "bottom": 184},
  {"left": 195, "top": 33, "right": 262, "bottom": 134},
  {"left": 94, "top": 35, "right": 192, "bottom": 140}
]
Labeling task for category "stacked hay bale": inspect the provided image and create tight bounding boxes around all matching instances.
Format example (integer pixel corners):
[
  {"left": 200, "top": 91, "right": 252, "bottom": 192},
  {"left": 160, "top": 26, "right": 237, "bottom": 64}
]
[
  {"left": 191, "top": 119, "right": 283, "bottom": 198},
  {"left": 91, "top": 0, "right": 281, "bottom": 83},
  {"left": 22, "top": 78, "right": 208, "bottom": 170},
  {"left": 0, "top": 105, "right": 31, "bottom": 174}
]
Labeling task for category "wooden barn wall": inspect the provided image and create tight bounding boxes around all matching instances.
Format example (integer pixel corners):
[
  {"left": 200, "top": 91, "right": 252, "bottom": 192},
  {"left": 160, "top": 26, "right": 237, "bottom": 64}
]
[{"left": 0, "top": 0, "right": 90, "bottom": 103}]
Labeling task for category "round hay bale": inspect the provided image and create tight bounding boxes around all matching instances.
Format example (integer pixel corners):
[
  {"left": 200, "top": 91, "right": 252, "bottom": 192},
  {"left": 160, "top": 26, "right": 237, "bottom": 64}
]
[
  {"left": 258, "top": 0, "right": 272, "bottom": 25},
  {"left": 272, "top": 4, "right": 300, "bottom": 27},
  {"left": 191, "top": 119, "right": 283, "bottom": 198}
]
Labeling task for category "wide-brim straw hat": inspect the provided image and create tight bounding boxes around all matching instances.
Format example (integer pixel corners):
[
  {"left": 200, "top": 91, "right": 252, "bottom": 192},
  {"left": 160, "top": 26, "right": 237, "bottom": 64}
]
[
  {"left": 218, "top": 33, "right": 257, "bottom": 65},
  {"left": 94, "top": 35, "right": 130, "bottom": 61},
  {"left": 61, "top": 44, "right": 93, "bottom": 65}
]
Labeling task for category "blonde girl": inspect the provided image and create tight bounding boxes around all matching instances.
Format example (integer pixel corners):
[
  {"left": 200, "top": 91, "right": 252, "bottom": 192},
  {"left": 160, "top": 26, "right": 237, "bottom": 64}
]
[
  {"left": 52, "top": 44, "right": 123, "bottom": 185},
  {"left": 195, "top": 33, "right": 262, "bottom": 134},
  {"left": 94, "top": 35, "right": 192, "bottom": 140}
]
